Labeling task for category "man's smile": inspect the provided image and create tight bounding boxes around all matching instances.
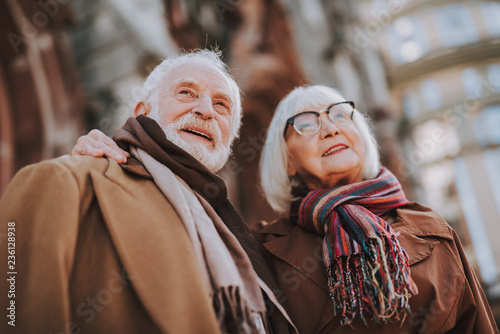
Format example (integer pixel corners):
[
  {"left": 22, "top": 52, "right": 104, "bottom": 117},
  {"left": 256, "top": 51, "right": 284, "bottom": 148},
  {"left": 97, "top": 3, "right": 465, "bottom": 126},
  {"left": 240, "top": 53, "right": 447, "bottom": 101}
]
[{"left": 181, "top": 127, "right": 213, "bottom": 142}]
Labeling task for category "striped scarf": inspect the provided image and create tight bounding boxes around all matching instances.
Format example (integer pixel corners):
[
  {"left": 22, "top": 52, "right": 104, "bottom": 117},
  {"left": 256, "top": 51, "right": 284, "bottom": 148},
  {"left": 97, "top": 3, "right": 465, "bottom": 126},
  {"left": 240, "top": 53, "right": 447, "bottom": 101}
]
[{"left": 296, "top": 167, "right": 417, "bottom": 326}]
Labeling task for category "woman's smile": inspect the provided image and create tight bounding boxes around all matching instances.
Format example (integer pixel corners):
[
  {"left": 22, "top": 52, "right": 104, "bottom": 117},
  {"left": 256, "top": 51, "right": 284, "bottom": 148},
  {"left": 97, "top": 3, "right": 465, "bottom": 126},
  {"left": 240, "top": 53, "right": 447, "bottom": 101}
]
[{"left": 322, "top": 144, "right": 349, "bottom": 157}]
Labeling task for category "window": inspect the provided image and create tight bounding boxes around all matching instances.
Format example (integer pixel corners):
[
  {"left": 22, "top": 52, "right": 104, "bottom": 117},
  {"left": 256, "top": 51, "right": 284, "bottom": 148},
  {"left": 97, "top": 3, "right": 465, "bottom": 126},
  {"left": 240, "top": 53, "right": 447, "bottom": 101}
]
[
  {"left": 462, "top": 68, "right": 483, "bottom": 99},
  {"left": 488, "top": 64, "right": 500, "bottom": 93},
  {"left": 401, "top": 90, "right": 419, "bottom": 118},
  {"left": 413, "top": 119, "right": 460, "bottom": 164},
  {"left": 420, "top": 161, "right": 455, "bottom": 212},
  {"left": 482, "top": 148, "right": 500, "bottom": 221},
  {"left": 387, "top": 16, "right": 429, "bottom": 64},
  {"left": 298, "top": 0, "right": 326, "bottom": 27},
  {"left": 474, "top": 104, "right": 500, "bottom": 147},
  {"left": 433, "top": 4, "right": 478, "bottom": 47},
  {"left": 453, "top": 157, "right": 499, "bottom": 285},
  {"left": 421, "top": 79, "right": 443, "bottom": 110},
  {"left": 481, "top": 2, "right": 500, "bottom": 37}
]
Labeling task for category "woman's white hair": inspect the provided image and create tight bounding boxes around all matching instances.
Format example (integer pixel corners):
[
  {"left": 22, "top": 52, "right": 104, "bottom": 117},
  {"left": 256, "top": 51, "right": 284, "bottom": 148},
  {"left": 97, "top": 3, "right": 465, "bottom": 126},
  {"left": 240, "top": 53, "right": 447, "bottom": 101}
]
[
  {"left": 260, "top": 85, "right": 381, "bottom": 214},
  {"left": 142, "top": 49, "right": 242, "bottom": 141}
]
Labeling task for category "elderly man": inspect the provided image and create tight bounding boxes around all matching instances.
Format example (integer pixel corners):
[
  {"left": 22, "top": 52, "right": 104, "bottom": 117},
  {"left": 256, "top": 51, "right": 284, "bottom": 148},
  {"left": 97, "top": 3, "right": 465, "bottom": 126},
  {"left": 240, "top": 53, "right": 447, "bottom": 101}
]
[{"left": 0, "top": 50, "right": 295, "bottom": 334}]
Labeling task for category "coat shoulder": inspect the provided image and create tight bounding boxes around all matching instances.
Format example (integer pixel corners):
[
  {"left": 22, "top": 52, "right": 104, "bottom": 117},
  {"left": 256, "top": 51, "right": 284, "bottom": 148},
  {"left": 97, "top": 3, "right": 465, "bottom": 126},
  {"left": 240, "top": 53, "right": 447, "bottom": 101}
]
[
  {"left": 12, "top": 155, "right": 112, "bottom": 183},
  {"left": 395, "top": 202, "right": 454, "bottom": 241}
]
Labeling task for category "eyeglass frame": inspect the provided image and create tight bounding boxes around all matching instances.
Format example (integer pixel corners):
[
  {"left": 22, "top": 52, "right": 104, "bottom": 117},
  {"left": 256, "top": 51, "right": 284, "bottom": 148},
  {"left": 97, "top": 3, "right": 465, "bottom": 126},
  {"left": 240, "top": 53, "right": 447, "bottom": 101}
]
[{"left": 283, "top": 101, "right": 355, "bottom": 137}]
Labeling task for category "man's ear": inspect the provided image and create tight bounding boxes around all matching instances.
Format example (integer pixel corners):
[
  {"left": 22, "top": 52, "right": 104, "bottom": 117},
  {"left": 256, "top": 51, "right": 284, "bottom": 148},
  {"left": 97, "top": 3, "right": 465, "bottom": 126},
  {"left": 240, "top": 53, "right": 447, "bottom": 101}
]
[{"left": 134, "top": 102, "right": 151, "bottom": 117}]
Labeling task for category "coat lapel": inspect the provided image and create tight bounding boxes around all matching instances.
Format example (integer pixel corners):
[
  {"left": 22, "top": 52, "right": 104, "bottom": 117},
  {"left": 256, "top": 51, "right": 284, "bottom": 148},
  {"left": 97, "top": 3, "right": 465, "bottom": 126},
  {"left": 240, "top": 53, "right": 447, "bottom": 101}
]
[
  {"left": 89, "top": 160, "right": 220, "bottom": 334},
  {"left": 261, "top": 220, "right": 329, "bottom": 293}
]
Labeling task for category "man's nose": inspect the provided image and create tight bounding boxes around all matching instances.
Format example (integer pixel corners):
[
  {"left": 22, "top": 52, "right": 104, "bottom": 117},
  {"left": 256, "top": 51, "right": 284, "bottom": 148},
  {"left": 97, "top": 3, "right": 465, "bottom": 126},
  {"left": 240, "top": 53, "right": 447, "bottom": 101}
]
[{"left": 192, "top": 95, "right": 215, "bottom": 119}]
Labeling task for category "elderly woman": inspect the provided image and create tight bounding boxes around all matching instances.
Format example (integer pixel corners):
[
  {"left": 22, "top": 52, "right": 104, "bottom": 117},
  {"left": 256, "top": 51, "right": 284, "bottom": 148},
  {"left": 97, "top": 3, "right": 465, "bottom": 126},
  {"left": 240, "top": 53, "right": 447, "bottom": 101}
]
[
  {"left": 256, "top": 85, "right": 498, "bottom": 333},
  {"left": 72, "top": 85, "right": 498, "bottom": 333}
]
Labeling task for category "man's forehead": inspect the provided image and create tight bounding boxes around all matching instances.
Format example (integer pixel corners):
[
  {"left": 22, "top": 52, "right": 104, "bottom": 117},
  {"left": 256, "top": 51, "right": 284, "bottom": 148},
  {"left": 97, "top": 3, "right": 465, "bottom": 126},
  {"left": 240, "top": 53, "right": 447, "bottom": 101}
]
[{"left": 165, "top": 64, "right": 233, "bottom": 99}]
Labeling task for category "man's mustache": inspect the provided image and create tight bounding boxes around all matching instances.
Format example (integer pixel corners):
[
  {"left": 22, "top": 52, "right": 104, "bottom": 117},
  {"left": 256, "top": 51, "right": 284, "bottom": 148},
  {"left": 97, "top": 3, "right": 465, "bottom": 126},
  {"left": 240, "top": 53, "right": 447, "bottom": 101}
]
[{"left": 171, "top": 114, "right": 223, "bottom": 147}]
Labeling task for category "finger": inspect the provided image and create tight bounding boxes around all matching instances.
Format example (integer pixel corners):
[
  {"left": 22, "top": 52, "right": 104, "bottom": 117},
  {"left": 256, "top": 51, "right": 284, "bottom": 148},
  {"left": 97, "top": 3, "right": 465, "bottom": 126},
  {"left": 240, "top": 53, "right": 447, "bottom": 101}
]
[
  {"left": 88, "top": 129, "right": 118, "bottom": 149},
  {"left": 72, "top": 137, "right": 92, "bottom": 156},
  {"left": 72, "top": 137, "right": 104, "bottom": 157},
  {"left": 101, "top": 145, "right": 128, "bottom": 163},
  {"left": 88, "top": 129, "right": 108, "bottom": 141},
  {"left": 78, "top": 138, "right": 123, "bottom": 162},
  {"left": 88, "top": 129, "right": 129, "bottom": 162},
  {"left": 103, "top": 140, "right": 129, "bottom": 161}
]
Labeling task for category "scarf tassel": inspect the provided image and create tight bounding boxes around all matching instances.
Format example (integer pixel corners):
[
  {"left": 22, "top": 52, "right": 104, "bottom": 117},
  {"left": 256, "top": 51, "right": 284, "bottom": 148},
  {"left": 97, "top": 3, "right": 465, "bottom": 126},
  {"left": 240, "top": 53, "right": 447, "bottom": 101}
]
[
  {"left": 213, "top": 286, "right": 266, "bottom": 334},
  {"left": 326, "top": 236, "right": 417, "bottom": 327}
]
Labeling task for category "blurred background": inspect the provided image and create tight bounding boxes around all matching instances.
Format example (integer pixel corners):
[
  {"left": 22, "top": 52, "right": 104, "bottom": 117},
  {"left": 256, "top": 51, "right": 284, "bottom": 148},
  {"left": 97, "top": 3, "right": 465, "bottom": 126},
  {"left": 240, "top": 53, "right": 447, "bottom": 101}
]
[{"left": 1, "top": 0, "right": 500, "bottom": 321}]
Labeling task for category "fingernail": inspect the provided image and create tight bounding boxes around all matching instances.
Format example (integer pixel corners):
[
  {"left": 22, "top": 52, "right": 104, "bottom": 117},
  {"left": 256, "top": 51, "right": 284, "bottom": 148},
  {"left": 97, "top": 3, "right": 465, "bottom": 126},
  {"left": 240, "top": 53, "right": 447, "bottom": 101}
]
[{"left": 116, "top": 154, "right": 123, "bottom": 161}]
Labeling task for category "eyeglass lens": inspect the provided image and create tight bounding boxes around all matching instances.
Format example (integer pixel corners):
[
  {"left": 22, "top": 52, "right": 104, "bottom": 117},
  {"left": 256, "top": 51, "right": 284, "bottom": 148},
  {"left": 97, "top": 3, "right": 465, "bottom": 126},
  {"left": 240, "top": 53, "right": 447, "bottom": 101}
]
[{"left": 293, "top": 103, "right": 352, "bottom": 135}]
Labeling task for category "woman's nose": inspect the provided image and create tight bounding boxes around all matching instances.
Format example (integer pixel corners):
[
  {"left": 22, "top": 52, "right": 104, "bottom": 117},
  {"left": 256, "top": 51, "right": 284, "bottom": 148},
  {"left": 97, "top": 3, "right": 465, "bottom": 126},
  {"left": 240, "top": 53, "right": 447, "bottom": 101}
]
[{"left": 320, "top": 112, "right": 340, "bottom": 137}]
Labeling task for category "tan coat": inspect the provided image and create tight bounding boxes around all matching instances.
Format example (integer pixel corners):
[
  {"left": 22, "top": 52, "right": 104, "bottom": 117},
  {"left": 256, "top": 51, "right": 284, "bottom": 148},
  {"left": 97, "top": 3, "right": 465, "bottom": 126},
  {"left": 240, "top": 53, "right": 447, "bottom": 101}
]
[
  {"left": 255, "top": 203, "right": 499, "bottom": 334},
  {"left": 0, "top": 155, "right": 228, "bottom": 333}
]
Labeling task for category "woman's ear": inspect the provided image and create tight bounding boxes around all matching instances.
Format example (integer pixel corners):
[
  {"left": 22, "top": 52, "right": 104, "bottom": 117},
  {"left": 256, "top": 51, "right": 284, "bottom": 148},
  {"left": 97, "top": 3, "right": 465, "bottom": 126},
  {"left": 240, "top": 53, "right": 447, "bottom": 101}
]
[
  {"left": 134, "top": 102, "right": 151, "bottom": 117},
  {"left": 287, "top": 159, "right": 296, "bottom": 176}
]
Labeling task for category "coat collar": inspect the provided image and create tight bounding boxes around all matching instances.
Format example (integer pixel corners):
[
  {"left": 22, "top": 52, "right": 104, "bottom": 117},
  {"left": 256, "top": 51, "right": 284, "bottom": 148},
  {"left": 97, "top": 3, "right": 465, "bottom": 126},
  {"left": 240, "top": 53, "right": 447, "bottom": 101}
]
[
  {"left": 259, "top": 202, "right": 451, "bottom": 287},
  {"left": 88, "top": 160, "right": 220, "bottom": 334},
  {"left": 119, "top": 157, "right": 152, "bottom": 179}
]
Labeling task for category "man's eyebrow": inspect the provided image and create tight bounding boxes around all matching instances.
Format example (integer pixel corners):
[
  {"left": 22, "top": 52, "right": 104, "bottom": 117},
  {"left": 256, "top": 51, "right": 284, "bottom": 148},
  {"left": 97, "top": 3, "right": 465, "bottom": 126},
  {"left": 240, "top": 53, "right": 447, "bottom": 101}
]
[
  {"left": 213, "top": 90, "right": 233, "bottom": 106},
  {"left": 171, "top": 78, "right": 200, "bottom": 89},
  {"left": 169, "top": 78, "right": 234, "bottom": 107}
]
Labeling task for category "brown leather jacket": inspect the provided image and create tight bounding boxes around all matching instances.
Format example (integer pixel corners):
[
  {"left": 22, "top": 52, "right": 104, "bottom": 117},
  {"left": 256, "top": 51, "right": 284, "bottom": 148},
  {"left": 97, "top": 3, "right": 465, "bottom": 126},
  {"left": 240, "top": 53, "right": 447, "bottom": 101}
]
[{"left": 255, "top": 203, "right": 499, "bottom": 333}]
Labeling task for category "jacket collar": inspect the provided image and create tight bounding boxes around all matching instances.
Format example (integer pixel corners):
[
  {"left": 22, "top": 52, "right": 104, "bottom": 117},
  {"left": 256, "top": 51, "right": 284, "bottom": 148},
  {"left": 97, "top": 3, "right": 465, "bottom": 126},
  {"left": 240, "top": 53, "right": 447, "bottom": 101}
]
[{"left": 119, "top": 157, "right": 152, "bottom": 179}]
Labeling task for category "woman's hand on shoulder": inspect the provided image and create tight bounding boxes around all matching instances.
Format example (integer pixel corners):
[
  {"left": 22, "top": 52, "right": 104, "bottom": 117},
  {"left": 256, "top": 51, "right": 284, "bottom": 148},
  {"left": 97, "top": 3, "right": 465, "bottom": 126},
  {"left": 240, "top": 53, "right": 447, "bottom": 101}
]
[{"left": 71, "top": 129, "right": 130, "bottom": 164}]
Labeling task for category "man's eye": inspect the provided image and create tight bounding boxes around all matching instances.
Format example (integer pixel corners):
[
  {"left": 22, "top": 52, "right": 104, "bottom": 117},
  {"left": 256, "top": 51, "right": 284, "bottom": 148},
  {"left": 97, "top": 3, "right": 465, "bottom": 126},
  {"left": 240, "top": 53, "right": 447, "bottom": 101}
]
[
  {"left": 215, "top": 102, "right": 226, "bottom": 107},
  {"left": 179, "top": 90, "right": 190, "bottom": 95}
]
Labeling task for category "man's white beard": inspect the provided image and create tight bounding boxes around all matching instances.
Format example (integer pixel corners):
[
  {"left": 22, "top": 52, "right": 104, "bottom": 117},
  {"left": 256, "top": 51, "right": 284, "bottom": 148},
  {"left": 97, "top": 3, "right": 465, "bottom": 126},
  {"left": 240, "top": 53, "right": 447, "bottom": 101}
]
[{"left": 151, "top": 112, "right": 231, "bottom": 172}]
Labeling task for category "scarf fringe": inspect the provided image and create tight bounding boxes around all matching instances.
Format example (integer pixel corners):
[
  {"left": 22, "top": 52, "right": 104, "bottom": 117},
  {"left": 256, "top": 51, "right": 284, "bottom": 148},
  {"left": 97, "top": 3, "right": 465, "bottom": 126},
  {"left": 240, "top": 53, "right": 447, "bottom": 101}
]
[
  {"left": 213, "top": 286, "right": 266, "bottom": 334},
  {"left": 327, "top": 236, "right": 418, "bottom": 327}
]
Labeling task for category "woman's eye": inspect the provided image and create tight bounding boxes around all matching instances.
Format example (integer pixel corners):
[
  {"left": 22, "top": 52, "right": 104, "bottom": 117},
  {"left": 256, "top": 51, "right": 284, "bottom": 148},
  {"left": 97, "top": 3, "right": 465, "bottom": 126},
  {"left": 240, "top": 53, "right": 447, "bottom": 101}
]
[
  {"left": 179, "top": 90, "right": 190, "bottom": 95},
  {"left": 215, "top": 102, "right": 226, "bottom": 107},
  {"left": 332, "top": 112, "right": 346, "bottom": 119}
]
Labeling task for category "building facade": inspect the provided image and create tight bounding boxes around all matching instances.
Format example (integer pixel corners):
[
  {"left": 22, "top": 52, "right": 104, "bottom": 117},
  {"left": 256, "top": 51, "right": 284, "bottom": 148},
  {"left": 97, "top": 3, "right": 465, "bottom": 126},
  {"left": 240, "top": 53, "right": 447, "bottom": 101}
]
[{"left": 365, "top": 0, "right": 500, "bottom": 300}]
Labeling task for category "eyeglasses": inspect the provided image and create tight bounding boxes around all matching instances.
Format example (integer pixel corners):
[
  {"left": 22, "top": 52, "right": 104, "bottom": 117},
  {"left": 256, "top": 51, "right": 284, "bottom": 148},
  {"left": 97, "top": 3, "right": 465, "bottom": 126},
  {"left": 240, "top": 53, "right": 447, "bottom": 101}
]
[{"left": 283, "top": 101, "right": 355, "bottom": 137}]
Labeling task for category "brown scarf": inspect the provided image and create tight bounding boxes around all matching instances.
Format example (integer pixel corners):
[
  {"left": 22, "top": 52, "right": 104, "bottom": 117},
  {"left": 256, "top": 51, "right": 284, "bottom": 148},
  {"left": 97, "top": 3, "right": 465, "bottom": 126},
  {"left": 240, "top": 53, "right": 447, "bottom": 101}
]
[{"left": 112, "top": 116, "right": 280, "bottom": 302}]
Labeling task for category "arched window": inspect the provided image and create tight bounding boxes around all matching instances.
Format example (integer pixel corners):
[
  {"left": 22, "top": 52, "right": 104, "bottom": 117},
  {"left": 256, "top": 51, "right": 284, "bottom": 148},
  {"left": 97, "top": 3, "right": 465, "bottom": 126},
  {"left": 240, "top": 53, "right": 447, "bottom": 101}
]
[
  {"left": 481, "top": 2, "right": 500, "bottom": 37},
  {"left": 433, "top": 4, "right": 478, "bottom": 47},
  {"left": 474, "top": 104, "right": 500, "bottom": 147},
  {"left": 387, "top": 16, "right": 429, "bottom": 64},
  {"left": 421, "top": 79, "right": 443, "bottom": 110},
  {"left": 462, "top": 68, "right": 483, "bottom": 98}
]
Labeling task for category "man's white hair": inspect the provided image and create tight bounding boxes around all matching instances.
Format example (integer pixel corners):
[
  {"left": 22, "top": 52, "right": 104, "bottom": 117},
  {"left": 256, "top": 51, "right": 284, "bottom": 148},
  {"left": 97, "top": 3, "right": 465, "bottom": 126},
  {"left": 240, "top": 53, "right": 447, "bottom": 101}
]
[
  {"left": 142, "top": 49, "right": 242, "bottom": 141},
  {"left": 260, "top": 85, "right": 381, "bottom": 213}
]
